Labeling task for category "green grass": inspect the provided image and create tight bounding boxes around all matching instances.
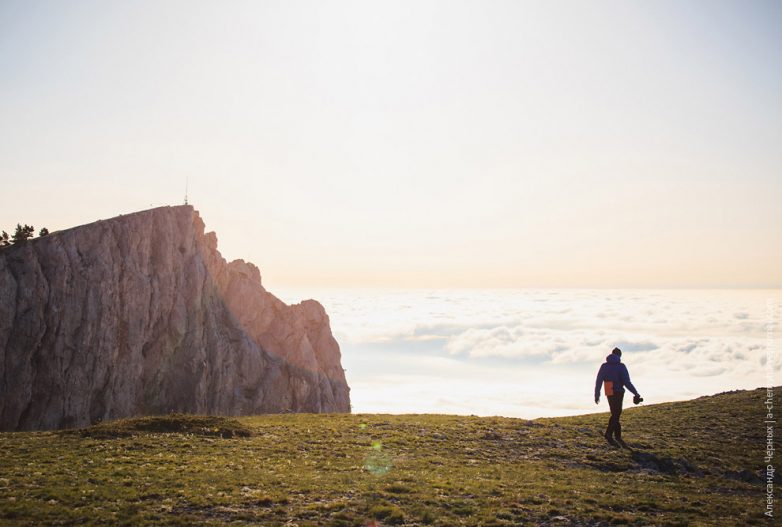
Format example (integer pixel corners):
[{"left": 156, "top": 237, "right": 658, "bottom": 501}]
[{"left": 0, "top": 388, "right": 772, "bottom": 526}]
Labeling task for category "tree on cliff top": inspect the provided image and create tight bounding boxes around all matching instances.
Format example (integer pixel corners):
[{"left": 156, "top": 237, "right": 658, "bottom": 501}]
[
  {"left": 0, "top": 225, "right": 51, "bottom": 248},
  {"left": 11, "top": 224, "right": 34, "bottom": 243}
]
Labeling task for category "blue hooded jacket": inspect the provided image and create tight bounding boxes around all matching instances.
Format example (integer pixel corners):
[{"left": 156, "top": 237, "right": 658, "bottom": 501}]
[{"left": 594, "top": 354, "right": 639, "bottom": 399}]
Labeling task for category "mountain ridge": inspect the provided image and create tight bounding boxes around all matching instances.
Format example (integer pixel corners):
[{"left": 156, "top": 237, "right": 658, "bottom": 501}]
[{"left": 0, "top": 205, "right": 350, "bottom": 431}]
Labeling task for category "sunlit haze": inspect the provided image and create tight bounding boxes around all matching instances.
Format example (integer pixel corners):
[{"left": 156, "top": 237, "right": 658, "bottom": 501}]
[{"left": 1, "top": 1, "right": 780, "bottom": 288}]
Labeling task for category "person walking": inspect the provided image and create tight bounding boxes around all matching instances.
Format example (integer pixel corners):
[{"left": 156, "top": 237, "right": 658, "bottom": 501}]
[{"left": 594, "top": 347, "right": 642, "bottom": 447}]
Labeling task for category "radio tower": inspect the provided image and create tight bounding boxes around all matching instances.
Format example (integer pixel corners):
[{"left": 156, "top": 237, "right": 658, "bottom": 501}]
[{"left": 184, "top": 176, "right": 189, "bottom": 205}]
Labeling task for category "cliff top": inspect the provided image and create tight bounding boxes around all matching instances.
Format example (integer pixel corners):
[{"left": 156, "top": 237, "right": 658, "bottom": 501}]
[{"left": 1, "top": 205, "right": 198, "bottom": 252}]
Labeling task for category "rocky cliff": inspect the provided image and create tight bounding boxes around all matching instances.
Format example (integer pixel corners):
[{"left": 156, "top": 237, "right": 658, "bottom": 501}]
[{"left": 0, "top": 206, "right": 350, "bottom": 431}]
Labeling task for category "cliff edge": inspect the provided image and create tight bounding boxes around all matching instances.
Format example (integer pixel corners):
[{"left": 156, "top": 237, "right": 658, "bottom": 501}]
[{"left": 0, "top": 205, "right": 350, "bottom": 431}]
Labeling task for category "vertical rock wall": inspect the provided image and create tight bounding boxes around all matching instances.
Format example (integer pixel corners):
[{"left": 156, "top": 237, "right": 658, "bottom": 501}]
[{"left": 0, "top": 206, "right": 350, "bottom": 431}]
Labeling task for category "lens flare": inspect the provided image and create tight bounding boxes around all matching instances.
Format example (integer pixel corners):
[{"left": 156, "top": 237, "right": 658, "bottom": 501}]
[{"left": 363, "top": 440, "right": 393, "bottom": 476}]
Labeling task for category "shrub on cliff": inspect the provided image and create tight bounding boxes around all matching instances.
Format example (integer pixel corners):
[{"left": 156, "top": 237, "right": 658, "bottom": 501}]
[
  {"left": 11, "top": 224, "right": 34, "bottom": 243},
  {"left": 0, "top": 225, "right": 49, "bottom": 247}
]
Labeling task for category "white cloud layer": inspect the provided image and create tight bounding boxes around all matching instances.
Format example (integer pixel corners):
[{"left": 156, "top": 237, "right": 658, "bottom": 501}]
[{"left": 278, "top": 288, "right": 782, "bottom": 417}]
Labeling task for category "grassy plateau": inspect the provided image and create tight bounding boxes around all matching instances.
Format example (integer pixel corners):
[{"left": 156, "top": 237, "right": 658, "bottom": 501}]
[{"left": 0, "top": 388, "right": 773, "bottom": 526}]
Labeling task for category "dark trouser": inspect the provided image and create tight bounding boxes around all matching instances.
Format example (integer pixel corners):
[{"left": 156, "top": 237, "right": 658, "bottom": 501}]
[{"left": 606, "top": 392, "right": 624, "bottom": 439}]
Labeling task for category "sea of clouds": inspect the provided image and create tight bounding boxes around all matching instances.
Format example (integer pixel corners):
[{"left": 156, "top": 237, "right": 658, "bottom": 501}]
[{"left": 277, "top": 288, "right": 781, "bottom": 418}]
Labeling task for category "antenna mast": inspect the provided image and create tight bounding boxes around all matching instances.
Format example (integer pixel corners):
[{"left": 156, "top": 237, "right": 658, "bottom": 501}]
[{"left": 184, "top": 176, "right": 189, "bottom": 205}]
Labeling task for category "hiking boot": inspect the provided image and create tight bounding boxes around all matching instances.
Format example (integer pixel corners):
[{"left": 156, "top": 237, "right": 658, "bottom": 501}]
[
  {"left": 604, "top": 434, "right": 619, "bottom": 447},
  {"left": 615, "top": 438, "right": 629, "bottom": 449}
]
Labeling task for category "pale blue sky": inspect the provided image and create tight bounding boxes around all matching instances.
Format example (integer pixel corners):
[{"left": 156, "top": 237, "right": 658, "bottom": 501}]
[{"left": 1, "top": 1, "right": 780, "bottom": 287}]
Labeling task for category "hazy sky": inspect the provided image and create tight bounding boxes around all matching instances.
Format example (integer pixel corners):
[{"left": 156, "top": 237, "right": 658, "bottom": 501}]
[{"left": 1, "top": 1, "right": 780, "bottom": 288}]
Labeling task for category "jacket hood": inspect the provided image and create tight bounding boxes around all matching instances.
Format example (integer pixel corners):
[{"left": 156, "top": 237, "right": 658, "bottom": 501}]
[{"left": 606, "top": 354, "right": 621, "bottom": 364}]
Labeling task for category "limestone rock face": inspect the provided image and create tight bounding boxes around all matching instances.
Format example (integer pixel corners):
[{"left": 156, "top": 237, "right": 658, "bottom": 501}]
[{"left": 0, "top": 206, "right": 350, "bottom": 431}]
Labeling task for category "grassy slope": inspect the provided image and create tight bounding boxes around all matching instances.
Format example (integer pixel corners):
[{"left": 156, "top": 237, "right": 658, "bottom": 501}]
[{"left": 0, "top": 388, "right": 772, "bottom": 526}]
